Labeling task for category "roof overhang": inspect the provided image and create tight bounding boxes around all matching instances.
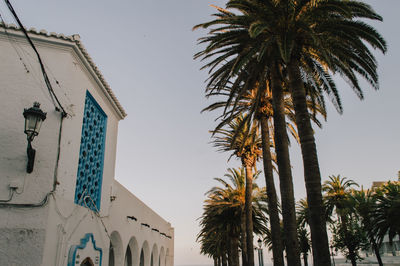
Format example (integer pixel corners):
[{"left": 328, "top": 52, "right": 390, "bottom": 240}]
[{"left": 0, "top": 23, "right": 127, "bottom": 120}]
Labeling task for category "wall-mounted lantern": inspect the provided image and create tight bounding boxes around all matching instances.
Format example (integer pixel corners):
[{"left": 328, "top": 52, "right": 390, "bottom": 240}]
[{"left": 23, "top": 102, "right": 46, "bottom": 173}]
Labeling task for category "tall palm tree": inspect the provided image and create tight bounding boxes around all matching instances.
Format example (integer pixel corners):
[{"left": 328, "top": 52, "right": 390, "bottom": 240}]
[
  {"left": 351, "top": 189, "right": 383, "bottom": 266},
  {"left": 323, "top": 176, "right": 358, "bottom": 221},
  {"left": 203, "top": 168, "right": 245, "bottom": 266},
  {"left": 298, "top": 225, "right": 311, "bottom": 266},
  {"left": 244, "top": 1, "right": 386, "bottom": 264},
  {"left": 373, "top": 181, "right": 400, "bottom": 249},
  {"left": 204, "top": 82, "right": 326, "bottom": 266},
  {"left": 279, "top": 2, "right": 386, "bottom": 263},
  {"left": 195, "top": 1, "right": 386, "bottom": 265},
  {"left": 323, "top": 175, "right": 359, "bottom": 265},
  {"left": 204, "top": 82, "right": 299, "bottom": 266},
  {"left": 198, "top": 168, "right": 269, "bottom": 266},
  {"left": 196, "top": 10, "right": 327, "bottom": 266},
  {"left": 194, "top": 3, "right": 336, "bottom": 265},
  {"left": 212, "top": 115, "right": 262, "bottom": 266}
]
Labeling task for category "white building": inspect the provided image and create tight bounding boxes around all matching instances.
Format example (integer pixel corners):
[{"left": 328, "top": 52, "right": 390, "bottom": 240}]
[{"left": 0, "top": 23, "right": 174, "bottom": 266}]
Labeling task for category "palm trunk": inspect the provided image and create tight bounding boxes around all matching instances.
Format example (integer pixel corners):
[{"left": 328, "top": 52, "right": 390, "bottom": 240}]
[
  {"left": 241, "top": 207, "right": 248, "bottom": 266},
  {"left": 340, "top": 215, "right": 357, "bottom": 266},
  {"left": 271, "top": 65, "right": 301, "bottom": 266},
  {"left": 231, "top": 232, "right": 240, "bottom": 266},
  {"left": 303, "top": 253, "right": 308, "bottom": 266},
  {"left": 346, "top": 237, "right": 357, "bottom": 266},
  {"left": 228, "top": 235, "right": 233, "bottom": 266},
  {"left": 260, "top": 114, "right": 285, "bottom": 266},
  {"left": 287, "top": 60, "right": 331, "bottom": 266},
  {"left": 222, "top": 253, "right": 228, "bottom": 266},
  {"left": 349, "top": 255, "right": 357, "bottom": 266},
  {"left": 372, "top": 239, "right": 383, "bottom": 266},
  {"left": 244, "top": 163, "right": 255, "bottom": 266}
]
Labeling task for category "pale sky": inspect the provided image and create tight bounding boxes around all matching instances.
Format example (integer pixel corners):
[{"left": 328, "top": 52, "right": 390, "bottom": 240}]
[{"left": 0, "top": 1, "right": 399, "bottom": 265}]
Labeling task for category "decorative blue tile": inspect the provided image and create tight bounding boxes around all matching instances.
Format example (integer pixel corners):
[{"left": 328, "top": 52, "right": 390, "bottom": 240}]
[
  {"left": 74, "top": 91, "right": 107, "bottom": 212},
  {"left": 67, "top": 233, "right": 102, "bottom": 266}
]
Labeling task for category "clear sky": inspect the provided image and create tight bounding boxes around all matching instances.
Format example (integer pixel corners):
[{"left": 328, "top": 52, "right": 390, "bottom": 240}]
[{"left": 0, "top": 0, "right": 399, "bottom": 265}]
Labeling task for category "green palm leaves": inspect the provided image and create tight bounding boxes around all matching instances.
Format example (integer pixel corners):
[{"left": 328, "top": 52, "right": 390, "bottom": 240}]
[
  {"left": 212, "top": 114, "right": 262, "bottom": 166},
  {"left": 195, "top": 0, "right": 386, "bottom": 265},
  {"left": 323, "top": 175, "right": 362, "bottom": 266},
  {"left": 323, "top": 175, "right": 359, "bottom": 220},
  {"left": 373, "top": 182, "right": 400, "bottom": 246},
  {"left": 320, "top": 177, "right": 399, "bottom": 266},
  {"left": 198, "top": 168, "right": 269, "bottom": 265}
]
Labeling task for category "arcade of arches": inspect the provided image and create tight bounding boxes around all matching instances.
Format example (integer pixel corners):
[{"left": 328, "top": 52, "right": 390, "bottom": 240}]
[{"left": 108, "top": 231, "right": 170, "bottom": 266}]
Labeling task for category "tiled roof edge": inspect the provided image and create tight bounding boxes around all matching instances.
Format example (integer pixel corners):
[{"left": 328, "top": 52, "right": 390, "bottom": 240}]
[{"left": 0, "top": 22, "right": 127, "bottom": 118}]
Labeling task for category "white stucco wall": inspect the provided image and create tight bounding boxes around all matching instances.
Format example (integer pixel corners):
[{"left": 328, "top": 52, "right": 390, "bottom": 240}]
[
  {"left": 0, "top": 27, "right": 173, "bottom": 266},
  {"left": 106, "top": 181, "right": 174, "bottom": 266},
  {"left": 0, "top": 28, "right": 121, "bottom": 209}
]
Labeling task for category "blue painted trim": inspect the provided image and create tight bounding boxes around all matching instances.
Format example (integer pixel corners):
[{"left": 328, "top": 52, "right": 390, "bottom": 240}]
[
  {"left": 74, "top": 90, "right": 108, "bottom": 212},
  {"left": 86, "top": 90, "right": 107, "bottom": 118},
  {"left": 86, "top": 91, "right": 108, "bottom": 211},
  {"left": 67, "top": 233, "right": 102, "bottom": 266}
]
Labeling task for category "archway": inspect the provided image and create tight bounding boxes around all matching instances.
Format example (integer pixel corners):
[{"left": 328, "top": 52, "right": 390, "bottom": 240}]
[
  {"left": 109, "top": 242, "right": 115, "bottom": 266},
  {"left": 165, "top": 248, "right": 170, "bottom": 266},
  {"left": 125, "top": 246, "right": 132, "bottom": 266},
  {"left": 109, "top": 231, "right": 123, "bottom": 266},
  {"left": 125, "top": 236, "right": 140, "bottom": 266},
  {"left": 151, "top": 244, "right": 158, "bottom": 266},
  {"left": 81, "top": 257, "right": 94, "bottom": 266},
  {"left": 139, "top": 241, "right": 150, "bottom": 266},
  {"left": 159, "top": 247, "right": 165, "bottom": 266}
]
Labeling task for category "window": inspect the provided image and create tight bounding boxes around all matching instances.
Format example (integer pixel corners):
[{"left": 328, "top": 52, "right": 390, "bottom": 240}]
[{"left": 74, "top": 91, "right": 107, "bottom": 211}]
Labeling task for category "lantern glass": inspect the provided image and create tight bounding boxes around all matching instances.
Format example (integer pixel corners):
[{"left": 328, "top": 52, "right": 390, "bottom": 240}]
[
  {"left": 23, "top": 102, "right": 46, "bottom": 141},
  {"left": 25, "top": 114, "right": 39, "bottom": 138},
  {"left": 257, "top": 238, "right": 262, "bottom": 248}
]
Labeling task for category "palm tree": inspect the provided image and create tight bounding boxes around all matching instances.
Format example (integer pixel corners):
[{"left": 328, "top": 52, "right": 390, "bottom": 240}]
[
  {"left": 244, "top": 1, "right": 386, "bottom": 264},
  {"left": 198, "top": 168, "right": 269, "bottom": 266},
  {"left": 194, "top": 2, "right": 338, "bottom": 265},
  {"left": 205, "top": 80, "right": 328, "bottom": 265},
  {"left": 373, "top": 181, "right": 400, "bottom": 249},
  {"left": 196, "top": 10, "right": 327, "bottom": 266},
  {"left": 296, "top": 198, "right": 310, "bottom": 228},
  {"left": 195, "top": 1, "right": 386, "bottom": 265},
  {"left": 351, "top": 189, "right": 383, "bottom": 266},
  {"left": 203, "top": 82, "right": 305, "bottom": 266},
  {"left": 279, "top": 2, "right": 386, "bottom": 264},
  {"left": 212, "top": 115, "right": 262, "bottom": 266},
  {"left": 298, "top": 225, "right": 311, "bottom": 266},
  {"left": 202, "top": 168, "right": 245, "bottom": 266},
  {"left": 323, "top": 175, "right": 359, "bottom": 265},
  {"left": 323, "top": 176, "right": 358, "bottom": 220}
]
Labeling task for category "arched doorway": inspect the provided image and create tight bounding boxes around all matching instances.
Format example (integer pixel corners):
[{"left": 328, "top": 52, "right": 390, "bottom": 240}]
[
  {"left": 125, "top": 245, "right": 132, "bottom": 266},
  {"left": 159, "top": 247, "right": 165, "bottom": 266},
  {"left": 151, "top": 244, "right": 158, "bottom": 266},
  {"left": 139, "top": 241, "right": 150, "bottom": 266},
  {"left": 109, "top": 242, "right": 115, "bottom": 266},
  {"left": 126, "top": 236, "right": 139, "bottom": 266},
  {"left": 140, "top": 248, "right": 145, "bottom": 266},
  {"left": 81, "top": 257, "right": 94, "bottom": 266},
  {"left": 109, "top": 231, "right": 123, "bottom": 266}
]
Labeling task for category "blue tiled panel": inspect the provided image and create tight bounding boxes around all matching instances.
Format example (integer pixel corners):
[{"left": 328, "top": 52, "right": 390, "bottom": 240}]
[{"left": 74, "top": 91, "right": 107, "bottom": 211}]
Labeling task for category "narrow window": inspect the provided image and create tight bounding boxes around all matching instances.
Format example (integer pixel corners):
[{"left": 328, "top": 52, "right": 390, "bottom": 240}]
[{"left": 74, "top": 91, "right": 107, "bottom": 211}]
